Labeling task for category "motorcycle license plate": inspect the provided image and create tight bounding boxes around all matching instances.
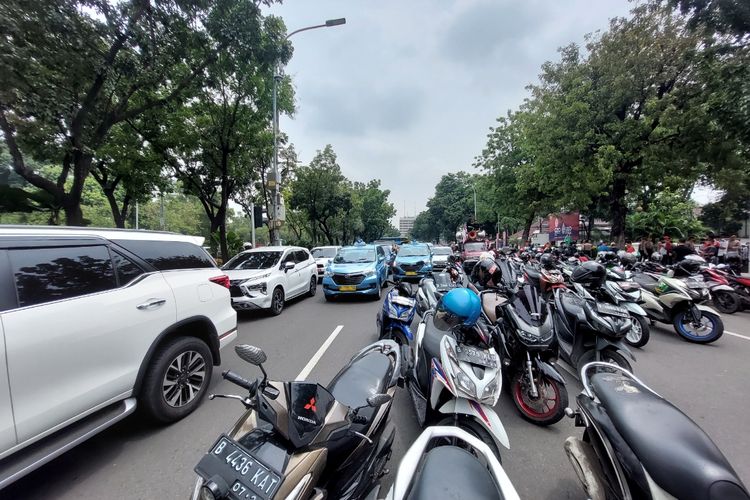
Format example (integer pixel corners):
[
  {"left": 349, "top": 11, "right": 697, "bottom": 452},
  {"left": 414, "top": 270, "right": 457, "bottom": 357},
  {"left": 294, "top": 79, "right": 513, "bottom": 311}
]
[
  {"left": 195, "top": 436, "right": 282, "bottom": 500},
  {"left": 406, "top": 271, "right": 417, "bottom": 276},
  {"left": 456, "top": 344, "right": 497, "bottom": 368},
  {"left": 339, "top": 285, "right": 357, "bottom": 292},
  {"left": 596, "top": 302, "right": 629, "bottom": 318}
]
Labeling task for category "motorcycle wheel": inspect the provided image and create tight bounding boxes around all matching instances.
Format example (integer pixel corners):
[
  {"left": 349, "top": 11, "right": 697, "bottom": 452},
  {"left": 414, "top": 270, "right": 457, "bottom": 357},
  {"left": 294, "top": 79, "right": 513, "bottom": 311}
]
[
  {"left": 673, "top": 310, "right": 724, "bottom": 344},
  {"left": 435, "top": 415, "right": 501, "bottom": 461},
  {"left": 624, "top": 315, "right": 650, "bottom": 348},
  {"left": 577, "top": 348, "right": 632, "bottom": 375},
  {"left": 712, "top": 290, "right": 739, "bottom": 314},
  {"left": 511, "top": 372, "right": 568, "bottom": 426}
]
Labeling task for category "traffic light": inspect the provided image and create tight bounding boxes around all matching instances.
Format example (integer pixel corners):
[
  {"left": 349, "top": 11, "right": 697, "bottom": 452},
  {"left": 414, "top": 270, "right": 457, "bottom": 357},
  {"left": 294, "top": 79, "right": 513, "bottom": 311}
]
[{"left": 253, "top": 205, "right": 263, "bottom": 228}]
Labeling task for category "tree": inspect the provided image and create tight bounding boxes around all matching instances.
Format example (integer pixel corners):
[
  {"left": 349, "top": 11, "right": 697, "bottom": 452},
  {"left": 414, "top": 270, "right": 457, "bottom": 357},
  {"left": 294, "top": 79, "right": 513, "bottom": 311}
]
[
  {"left": 410, "top": 211, "right": 440, "bottom": 242},
  {"left": 289, "top": 145, "right": 350, "bottom": 245},
  {"left": 627, "top": 189, "right": 706, "bottom": 238},
  {"left": 149, "top": 5, "right": 292, "bottom": 261},
  {"left": 353, "top": 180, "right": 396, "bottom": 242},
  {"left": 0, "top": 0, "right": 256, "bottom": 225},
  {"left": 423, "top": 172, "right": 478, "bottom": 240},
  {"left": 700, "top": 192, "right": 750, "bottom": 235}
]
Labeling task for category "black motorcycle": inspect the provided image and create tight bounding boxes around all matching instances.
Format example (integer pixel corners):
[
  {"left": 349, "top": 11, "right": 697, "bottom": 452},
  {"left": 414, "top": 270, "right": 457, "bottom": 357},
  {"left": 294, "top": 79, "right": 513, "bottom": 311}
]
[
  {"left": 551, "top": 263, "right": 634, "bottom": 374},
  {"left": 565, "top": 362, "right": 749, "bottom": 500},
  {"left": 491, "top": 281, "right": 568, "bottom": 426},
  {"left": 191, "top": 341, "right": 402, "bottom": 500},
  {"left": 415, "top": 256, "right": 467, "bottom": 317}
]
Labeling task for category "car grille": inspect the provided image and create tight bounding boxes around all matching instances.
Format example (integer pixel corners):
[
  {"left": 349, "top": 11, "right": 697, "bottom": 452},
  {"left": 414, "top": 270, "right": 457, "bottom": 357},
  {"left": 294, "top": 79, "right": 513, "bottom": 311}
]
[
  {"left": 400, "top": 263, "right": 423, "bottom": 272},
  {"left": 333, "top": 273, "right": 365, "bottom": 285}
]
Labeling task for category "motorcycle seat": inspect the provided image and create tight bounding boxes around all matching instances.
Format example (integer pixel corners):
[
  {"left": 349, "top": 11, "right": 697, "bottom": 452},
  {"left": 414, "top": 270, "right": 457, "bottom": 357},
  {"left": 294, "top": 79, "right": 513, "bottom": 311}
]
[
  {"left": 328, "top": 352, "right": 393, "bottom": 427},
  {"left": 590, "top": 373, "right": 749, "bottom": 500},
  {"left": 407, "top": 445, "right": 502, "bottom": 500},
  {"left": 632, "top": 273, "right": 658, "bottom": 293}
]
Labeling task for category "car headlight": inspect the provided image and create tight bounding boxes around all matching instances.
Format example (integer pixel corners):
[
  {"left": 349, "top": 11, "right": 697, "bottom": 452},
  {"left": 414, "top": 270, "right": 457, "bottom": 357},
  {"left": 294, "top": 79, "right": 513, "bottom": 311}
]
[
  {"left": 365, "top": 269, "right": 376, "bottom": 277},
  {"left": 245, "top": 281, "right": 267, "bottom": 294},
  {"left": 324, "top": 268, "right": 333, "bottom": 277}
]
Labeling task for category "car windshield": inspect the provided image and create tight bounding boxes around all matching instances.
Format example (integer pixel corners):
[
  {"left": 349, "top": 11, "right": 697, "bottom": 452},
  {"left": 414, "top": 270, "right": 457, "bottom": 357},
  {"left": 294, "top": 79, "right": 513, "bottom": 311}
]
[
  {"left": 223, "top": 251, "right": 281, "bottom": 270},
  {"left": 465, "top": 242, "right": 485, "bottom": 252},
  {"left": 433, "top": 247, "right": 452, "bottom": 255},
  {"left": 399, "top": 245, "right": 430, "bottom": 257},
  {"left": 311, "top": 248, "right": 337, "bottom": 258},
  {"left": 334, "top": 248, "right": 376, "bottom": 264}
]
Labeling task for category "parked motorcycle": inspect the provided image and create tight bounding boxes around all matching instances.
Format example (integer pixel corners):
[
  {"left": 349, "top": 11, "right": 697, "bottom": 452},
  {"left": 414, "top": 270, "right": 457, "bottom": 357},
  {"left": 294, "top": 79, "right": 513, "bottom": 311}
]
[
  {"left": 551, "top": 262, "right": 635, "bottom": 374},
  {"left": 408, "top": 289, "right": 509, "bottom": 458},
  {"left": 415, "top": 256, "right": 467, "bottom": 317},
  {"left": 564, "top": 362, "right": 750, "bottom": 500},
  {"left": 703, "top": 264, "right": 747, "bottom": 314},
  {"left": 377, "top": 280, "right": 417, "bottom": 345},
  {"left": 490, "top": 281, "right": 569, "bottom": 426},
  {"left": 191, "top": 341, "right": 402, "bottom": 500},
  {"left": 580, "top": 267, "right": 651, "bottom": 348},
  {"left": 633, "top": 267, "right": 724, "bottom": 344},
  {"left": 370, "top": 426, "right": 520, "bottom": 500}
]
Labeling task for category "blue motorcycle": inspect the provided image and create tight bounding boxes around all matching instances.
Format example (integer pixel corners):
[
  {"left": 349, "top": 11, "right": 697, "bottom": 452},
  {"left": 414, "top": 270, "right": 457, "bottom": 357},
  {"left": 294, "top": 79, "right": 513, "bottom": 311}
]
[{"left": 376, "top": 280, "right": 417, "bottom": 346}]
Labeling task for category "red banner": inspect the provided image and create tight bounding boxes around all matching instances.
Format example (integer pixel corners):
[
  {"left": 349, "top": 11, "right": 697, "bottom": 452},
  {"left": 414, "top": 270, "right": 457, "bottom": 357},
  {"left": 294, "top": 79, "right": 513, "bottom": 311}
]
[{"left": 548, "top": 212, "right": 580, "bottom": 242}]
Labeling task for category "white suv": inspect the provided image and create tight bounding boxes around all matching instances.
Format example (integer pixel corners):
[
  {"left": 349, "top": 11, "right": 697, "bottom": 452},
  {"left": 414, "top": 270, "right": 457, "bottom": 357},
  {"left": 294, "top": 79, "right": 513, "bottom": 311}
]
[
  {"left": 0, "top": 226, "right": 237, "bottom": 488},
  {"left": 223, "top": 246, "right": 317, "bottom": 315}
]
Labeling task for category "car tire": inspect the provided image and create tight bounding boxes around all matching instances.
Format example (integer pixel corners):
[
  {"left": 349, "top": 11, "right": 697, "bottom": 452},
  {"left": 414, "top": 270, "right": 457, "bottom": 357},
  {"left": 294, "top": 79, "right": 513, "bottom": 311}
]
[
  {"left": 373, "top": 279, "right": 382, "bottom": 300},
  {"left": 139, "top": 336, "right": 213, "bottom": 423},
  {"left": 307, "top": 275, "right": 317, "bottom": 297},
  {"left": 270, "top": 287, "right": 285, "bottom": 316}
]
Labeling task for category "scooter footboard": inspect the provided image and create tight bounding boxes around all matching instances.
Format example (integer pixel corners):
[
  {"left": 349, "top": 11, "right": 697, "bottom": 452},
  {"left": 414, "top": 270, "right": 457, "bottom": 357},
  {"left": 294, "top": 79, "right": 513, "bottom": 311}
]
[{"left": 438, "top": 398, "right": 510, "bottom": 450}]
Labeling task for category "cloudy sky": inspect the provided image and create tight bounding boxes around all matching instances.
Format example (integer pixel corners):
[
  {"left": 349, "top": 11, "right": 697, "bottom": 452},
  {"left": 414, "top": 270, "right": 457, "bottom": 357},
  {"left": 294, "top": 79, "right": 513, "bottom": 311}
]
[{"left": 267, "top": 1, "right": 637, "bottom": 222}]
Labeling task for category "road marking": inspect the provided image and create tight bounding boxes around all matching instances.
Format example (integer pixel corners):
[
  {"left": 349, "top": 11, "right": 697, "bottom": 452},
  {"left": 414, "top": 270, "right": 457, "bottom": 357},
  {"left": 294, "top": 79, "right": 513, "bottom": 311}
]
[
  {"left": 295, "top": 325, "right": 345, "bottom": 381},
  {"left": 726, "top": 330, "right": 750, "bottom": 341}
]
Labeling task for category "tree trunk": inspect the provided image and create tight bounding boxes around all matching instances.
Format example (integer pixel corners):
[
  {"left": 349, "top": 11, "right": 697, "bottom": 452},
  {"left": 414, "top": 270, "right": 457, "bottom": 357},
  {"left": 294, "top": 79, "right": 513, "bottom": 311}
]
[
  {"left": 219, "top": 222, "right": 229, "bottom": 263},
  {"left": 103, "top": 189, "right": 129, "bottom": 228},
  {"left": 63, "top": 200, "right": 85, "bottom": 226},
  {"left": 609, "top": 175, "right": 628, "bottom": 246},
  {"left": 521, "top": 211, "right": 535, "bottom": 242}
]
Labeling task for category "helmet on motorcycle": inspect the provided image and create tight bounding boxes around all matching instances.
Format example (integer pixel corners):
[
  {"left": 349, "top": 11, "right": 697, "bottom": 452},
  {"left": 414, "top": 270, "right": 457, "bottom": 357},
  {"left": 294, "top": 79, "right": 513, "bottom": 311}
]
[
  {"left": 674, "top": 257, "right": 701, "bottom": 276},
  {"left": 570, "top": 261, "right": 607, "bottom": 287},
  {"left": 473, "top": 257, "right": 502, "bottom": 288},
  {"left": 539, "top": 253, "right": 556, "bottom": 270},
  {"left": 650, "top": 252, "right": 662, "bottom": 262},
  {"left": 433, "top": 288, "right": 481, "bottom": 330},
  {"left": 620, "top": 253, "right": 636, "bottom": 266}
]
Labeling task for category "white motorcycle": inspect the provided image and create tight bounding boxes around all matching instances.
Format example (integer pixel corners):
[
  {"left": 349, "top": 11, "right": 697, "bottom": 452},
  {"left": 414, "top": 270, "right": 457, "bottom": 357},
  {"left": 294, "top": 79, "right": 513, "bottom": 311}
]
[{"left": 407, "top": 308, "right": 509, "bottom": 458}]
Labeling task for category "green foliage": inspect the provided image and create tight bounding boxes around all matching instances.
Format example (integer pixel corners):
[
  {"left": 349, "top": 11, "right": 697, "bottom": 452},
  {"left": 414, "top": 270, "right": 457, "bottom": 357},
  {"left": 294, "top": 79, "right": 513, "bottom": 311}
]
[
  {"left": 410, "top": 211, "right": 440, "bottom": 242},
  {"left": 627, "top": 189, "right": 706, "bottom": 238},
  {"left": 700, "top": 192, "right": 750, "bottom": 236}
]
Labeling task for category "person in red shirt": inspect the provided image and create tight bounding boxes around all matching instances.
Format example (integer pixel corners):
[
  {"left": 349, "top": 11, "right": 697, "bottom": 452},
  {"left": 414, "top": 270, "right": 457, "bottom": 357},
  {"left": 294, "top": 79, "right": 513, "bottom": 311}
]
[{"left": 625, "top": 240, "right": 635, "bottom": 253}]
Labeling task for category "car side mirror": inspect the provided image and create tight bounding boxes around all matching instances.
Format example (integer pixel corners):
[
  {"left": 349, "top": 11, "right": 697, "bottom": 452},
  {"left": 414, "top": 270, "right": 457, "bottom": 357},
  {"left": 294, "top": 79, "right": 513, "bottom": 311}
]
[
  {"left": 284, "top": 261, "right": 295, "bottom": 271},
  {"left": 367, "top": 393, "right": 392, "bottom": 407}
]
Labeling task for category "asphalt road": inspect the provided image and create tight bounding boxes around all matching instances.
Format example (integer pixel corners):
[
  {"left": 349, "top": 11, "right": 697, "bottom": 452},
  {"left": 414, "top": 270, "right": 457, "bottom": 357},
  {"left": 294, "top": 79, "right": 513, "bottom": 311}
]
[{"left": 5, "top": 292, "right": 750, "bottom": 500}]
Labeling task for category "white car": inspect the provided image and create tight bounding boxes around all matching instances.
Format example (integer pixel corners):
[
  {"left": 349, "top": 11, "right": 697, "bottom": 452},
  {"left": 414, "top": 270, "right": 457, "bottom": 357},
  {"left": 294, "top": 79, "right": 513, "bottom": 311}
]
[
  {"left": 224, "top": 246, "right": 317, "bottom": 315},
  {"left": 0, "top": 226, "right": 237, "bottom": 488},
  {"left": 431, "top": 246, "right": 454, "bottom": 269},
  {"left": 311, "top": 245, "right": 341, "bottom": 280}
]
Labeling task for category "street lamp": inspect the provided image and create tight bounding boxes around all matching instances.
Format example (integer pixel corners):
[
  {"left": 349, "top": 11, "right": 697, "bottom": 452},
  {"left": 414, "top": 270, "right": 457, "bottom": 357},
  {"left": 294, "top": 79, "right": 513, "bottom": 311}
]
[
  {"left": 471, "top": 184, "right": 477, "bottom": 222},
  {"left": 271, "top": 17, "right": 346, "bottom": 245}
]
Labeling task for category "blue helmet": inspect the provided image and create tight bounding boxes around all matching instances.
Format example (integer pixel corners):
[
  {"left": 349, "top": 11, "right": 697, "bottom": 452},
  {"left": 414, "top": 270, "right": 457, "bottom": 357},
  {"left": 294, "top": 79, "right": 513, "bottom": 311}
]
[{"left": 433, "top": 288, "right": 481, "bottom": 331}]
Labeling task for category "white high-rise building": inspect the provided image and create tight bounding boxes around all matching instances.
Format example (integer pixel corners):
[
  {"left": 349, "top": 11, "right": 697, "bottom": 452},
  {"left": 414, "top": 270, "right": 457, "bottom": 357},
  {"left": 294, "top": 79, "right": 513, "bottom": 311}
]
[{"left": 399, "top": 216, "right": 416, "bottom": 238}]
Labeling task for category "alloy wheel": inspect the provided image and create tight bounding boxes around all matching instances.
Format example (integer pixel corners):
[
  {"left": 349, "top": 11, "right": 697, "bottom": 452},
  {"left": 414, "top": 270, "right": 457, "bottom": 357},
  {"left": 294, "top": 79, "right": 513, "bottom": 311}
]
[{"left": 162, "top": 350, "right": 206, "bottom": 408}]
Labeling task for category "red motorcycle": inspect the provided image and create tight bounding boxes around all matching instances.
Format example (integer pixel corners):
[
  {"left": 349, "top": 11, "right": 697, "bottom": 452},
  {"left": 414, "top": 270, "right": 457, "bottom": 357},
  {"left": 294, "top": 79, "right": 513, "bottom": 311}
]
[{"left": 708, "top": 264, "right": 750, "bottom": 314}]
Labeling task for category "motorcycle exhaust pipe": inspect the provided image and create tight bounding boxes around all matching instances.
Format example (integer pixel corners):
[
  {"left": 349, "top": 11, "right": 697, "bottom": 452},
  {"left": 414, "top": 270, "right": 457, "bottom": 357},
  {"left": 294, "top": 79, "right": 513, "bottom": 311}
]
[{"left": 563, "top": 437, "right": 607, "bottom": 500}]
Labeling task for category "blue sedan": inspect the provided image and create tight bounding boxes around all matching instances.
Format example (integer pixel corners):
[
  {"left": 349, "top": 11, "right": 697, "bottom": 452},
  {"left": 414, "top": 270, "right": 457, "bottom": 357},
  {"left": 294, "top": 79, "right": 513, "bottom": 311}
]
[
  {"left": 393, "top": 243, "right": 433, "bottom": 281},
  {"left": 323, "top": 244, "right": 389, "bottom": 300}
]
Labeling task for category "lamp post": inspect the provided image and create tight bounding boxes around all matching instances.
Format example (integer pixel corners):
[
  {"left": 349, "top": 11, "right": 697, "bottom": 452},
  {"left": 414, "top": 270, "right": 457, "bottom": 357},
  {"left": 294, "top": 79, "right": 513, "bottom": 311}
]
[
  {"left": 271, "top": 18, "right": 346, "bottom": 245},
  {"left": 471, "top": 184, "right": 477, "bottom": 222}
]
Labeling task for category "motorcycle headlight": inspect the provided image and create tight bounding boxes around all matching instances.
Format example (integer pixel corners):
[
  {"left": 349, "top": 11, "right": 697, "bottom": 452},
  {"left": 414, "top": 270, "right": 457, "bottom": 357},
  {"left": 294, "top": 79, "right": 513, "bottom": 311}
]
[
  {"left": 481, "top": 378, "right": 500, "bottom": 404},
  {"left": 455, "top": 370, "right": 477, "bottom": 395},
  {"left": 517, "top": 329, "right": 540, "bottom": 344}
]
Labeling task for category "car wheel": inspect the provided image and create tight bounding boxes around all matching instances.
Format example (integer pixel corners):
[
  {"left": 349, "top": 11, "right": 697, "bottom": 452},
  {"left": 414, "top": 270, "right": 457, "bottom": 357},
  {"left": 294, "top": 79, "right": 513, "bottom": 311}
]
[
  {"left": 307, "top": 275, "right": 317, "bottom": 297},
  {"left": 270, "top": 287, "right": 285, "bottom": 316},
  {"left": 140, "top": 336, "right": 213, "bottom": 423},
  {"left": 373, "top": 279, "right": 382, "bottom": 300}
]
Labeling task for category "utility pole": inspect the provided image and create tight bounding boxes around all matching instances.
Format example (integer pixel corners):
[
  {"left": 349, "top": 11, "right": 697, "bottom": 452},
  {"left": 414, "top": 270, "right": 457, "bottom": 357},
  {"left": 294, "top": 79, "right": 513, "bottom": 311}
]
[
  {"left": 135, "top": 201, "right": 139, "bottom": 230},
  {"left": 250, "top": 201, "right": 256, "bottom": 248}
]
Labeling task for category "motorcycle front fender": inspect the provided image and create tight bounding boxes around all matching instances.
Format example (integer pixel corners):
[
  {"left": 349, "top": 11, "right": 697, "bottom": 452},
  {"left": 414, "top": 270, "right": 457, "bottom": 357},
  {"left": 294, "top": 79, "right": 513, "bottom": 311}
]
[
  {"left": 438, "top": 398, "right": 510, "bottom": 450},
  {"left": 595, "top": 336, "right": 635, "bottom": 361},
  {"left": 621, "top": 302, "right": 647, "bottom": 317},
  {"left": 695, "top": 303, "right": 721, "bottom": 316},
  {"left": 536, "top": 359, "right": 566, "bottom": 385}
]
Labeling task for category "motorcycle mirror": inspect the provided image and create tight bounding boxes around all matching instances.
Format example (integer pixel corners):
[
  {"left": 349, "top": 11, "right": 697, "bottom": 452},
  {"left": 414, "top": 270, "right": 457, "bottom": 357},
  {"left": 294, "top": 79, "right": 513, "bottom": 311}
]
[
  {"left": 366, "top": 394, "right": 392, "bottom": 407},
  {"left": 235, "top": 345, "right": 267, "bottom": 366},
  {"left": 667, "top": 269, "right": 675, "bottom": 278}
]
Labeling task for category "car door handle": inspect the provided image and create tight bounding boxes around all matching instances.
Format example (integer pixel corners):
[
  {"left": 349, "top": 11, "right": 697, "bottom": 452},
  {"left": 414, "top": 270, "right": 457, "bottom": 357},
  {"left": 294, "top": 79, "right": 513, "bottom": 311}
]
[{"left": 137, "top": 298, "right": 167, "bottom": 310}]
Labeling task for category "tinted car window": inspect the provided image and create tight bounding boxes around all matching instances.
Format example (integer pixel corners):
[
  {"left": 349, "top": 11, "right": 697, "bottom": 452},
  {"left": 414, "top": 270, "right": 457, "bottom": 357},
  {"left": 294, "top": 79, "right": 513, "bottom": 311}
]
[
  {"left": 295, "top": 250, "right": 309, "bottom": 263},
  {"left": 113, "top": 251, "right": 145, "bottom": 285},
  {"left": 10, "top": 245, "right": 116, "bottom": 307},
  {"left": 112, "top": 240, "right": 214, "bottom": 271},
  {"left": 223, "top": 251, "right": 281, "bottom": 270}
]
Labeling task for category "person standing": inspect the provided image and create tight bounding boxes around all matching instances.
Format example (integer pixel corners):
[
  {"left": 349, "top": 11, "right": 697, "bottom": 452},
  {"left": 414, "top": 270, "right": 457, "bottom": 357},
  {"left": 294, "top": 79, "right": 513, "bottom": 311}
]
[
  {"left": 663, "top": 235, "right": 673, "bottom": 265},
  {"left": 583, "top": 240, "right": 593, "bottom": 258},
  {"left": 673, "top": 238, "right": 694, "bottom": 262},
  {"left": 727, "top": 235, "right": 741, "bottom": 272}
]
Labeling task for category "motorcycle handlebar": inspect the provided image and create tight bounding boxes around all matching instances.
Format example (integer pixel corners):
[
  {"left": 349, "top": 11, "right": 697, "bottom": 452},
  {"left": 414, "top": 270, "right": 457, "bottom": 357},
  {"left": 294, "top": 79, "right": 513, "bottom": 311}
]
[{"left": 222, "top": 370, "right": 257, "bottom": 393}]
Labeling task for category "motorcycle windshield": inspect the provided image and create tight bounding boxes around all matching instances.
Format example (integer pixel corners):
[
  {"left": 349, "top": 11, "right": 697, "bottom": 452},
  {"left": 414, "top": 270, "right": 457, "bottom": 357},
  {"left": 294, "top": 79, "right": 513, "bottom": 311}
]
[
  {"left": 511, "top": 284, "right": 548, "bottom": 326},
  {"left": 287, "top": 382, "right": 336, "bottom": 448}
]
